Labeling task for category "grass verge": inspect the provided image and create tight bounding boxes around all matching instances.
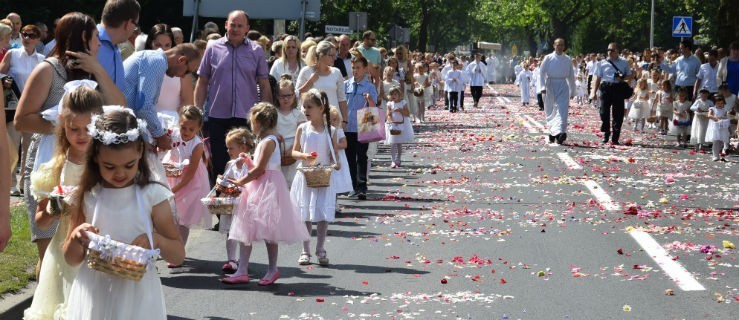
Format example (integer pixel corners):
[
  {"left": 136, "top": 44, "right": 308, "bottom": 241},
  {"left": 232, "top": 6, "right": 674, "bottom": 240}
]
[{"left": 0, "top": 205, "right": 37, "bottom": 296}]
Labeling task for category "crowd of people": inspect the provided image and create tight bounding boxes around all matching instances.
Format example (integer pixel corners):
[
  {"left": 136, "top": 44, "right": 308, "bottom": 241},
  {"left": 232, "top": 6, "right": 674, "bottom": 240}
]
[
  {"left": 510, "top": 38, "right": 739, "bottom": 157},
  {"left": 1, "top": 1, "right": 739, "bottom": 318}
]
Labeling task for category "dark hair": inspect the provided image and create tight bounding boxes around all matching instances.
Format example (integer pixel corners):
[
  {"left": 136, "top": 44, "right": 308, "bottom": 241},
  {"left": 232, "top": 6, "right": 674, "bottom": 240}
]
[
  {"left": 101, "top": 0, "right": 141, "bottom": 28},
  {"left": 51, "top": 12, "right": 98, "bottom": 81},
  {"left": 351, "top": 55, "right": 368, "bottom": 67},
  {"left": 21, "top": 24, "right": 40, "bottom": 36},
  {"left": 71, "top": 109, "right": 152, "bottom": 227},
  {"left": 608, "top": 42, "right": 621, "bottom": 51},
  {"left": 246, "top": 30, "right": 261, "bottom": 41},
  {"left": 679, "top": 39, "right": 693, "bottom": 51},
  {"left": 173, "top": 43, "right": 201, "bottom": 63},
  {"left": 144, "top": 23, "right": 174, "bottom": 50},
  {"left": 729, "top": 41, "right": 739, "bottom": 51},
  {"left": 362, "top": 30, "right": 374, "bottom": 40}
]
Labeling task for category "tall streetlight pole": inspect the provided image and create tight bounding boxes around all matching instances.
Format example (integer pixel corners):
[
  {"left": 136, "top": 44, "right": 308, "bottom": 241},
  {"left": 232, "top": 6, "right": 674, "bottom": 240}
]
[{"left": 650, "top": 0, "right": 655, "bottom": 48}]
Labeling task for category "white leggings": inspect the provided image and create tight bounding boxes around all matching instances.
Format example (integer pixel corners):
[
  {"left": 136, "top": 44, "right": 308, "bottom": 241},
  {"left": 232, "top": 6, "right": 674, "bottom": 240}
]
[
  {"left": 713, "top": 140, "right": 728, "bottom": 159},
  {"left": 390, "top": 143, "right": 403, "bottom": 164}
]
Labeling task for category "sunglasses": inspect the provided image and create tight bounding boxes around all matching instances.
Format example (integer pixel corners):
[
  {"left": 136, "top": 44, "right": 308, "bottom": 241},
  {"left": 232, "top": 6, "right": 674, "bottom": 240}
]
[{"left": 21, "top": 32, "right": 39, "bottom": 39}]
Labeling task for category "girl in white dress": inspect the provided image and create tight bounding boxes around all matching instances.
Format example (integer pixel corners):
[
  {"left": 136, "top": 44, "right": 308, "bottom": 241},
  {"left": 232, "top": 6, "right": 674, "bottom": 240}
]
[
  {"left": 690, "top": 89, "right": 714, "bottom": 150},
  {"left": 654, "top": 79, "right": 674, "bottom": 135},
  {"left": 384, "top": 86, "right": 415, "bottom": 168},
  {"left": 413, "top": 62, "right": 430, "bottom": 122},
  {"left": 275, "top": 75, "right": 307, "bottom": 186},
  {"left": 329, "top": 106, "right": 353, "bottom": 194},
  {"left": 381, "top": 66, "right": 401, "bottom": 109},
  {"left": 63, "top": 108, "right": 184, "bottom": 320},
  {"left": 705, "top": 95, "right": 731, "bottom": 161},
  {"left": 628, "top": 78, "right": 650, "bottom": 132},
  {"left": 24, "top": 86, "right": 103, "bottom": 320},
  {"left": 217, "top": 128, "right": 254, "bottom": 274},
  {"left": 290, "top": 90, "right": 341, "bottom": 266},
  {"left": 670, "top": 88, "right": 693, "bottom": 147}
]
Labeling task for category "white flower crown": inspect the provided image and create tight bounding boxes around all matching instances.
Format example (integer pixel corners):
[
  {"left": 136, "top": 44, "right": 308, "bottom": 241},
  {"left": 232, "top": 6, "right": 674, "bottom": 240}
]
[{"left": 87, "top": 106, "right": 152, "bottom": 145}]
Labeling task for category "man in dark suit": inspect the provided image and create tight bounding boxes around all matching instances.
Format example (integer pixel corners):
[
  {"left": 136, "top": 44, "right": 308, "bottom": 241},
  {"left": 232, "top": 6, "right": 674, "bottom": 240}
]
[{"left": 334, "top": 34, "right": 353, "bottom": 80}]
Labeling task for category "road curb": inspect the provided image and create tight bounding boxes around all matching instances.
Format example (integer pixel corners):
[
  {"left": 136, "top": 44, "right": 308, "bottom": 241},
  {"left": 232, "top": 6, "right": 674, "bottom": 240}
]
[{"left": 0, "top": 281, "right": 36, "bottom": 319}]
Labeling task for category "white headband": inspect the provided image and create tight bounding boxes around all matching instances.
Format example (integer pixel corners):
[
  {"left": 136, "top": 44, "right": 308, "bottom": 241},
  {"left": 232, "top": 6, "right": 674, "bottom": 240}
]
[{"left": 87, "top": 106, "right": 152, "bottom": 145}]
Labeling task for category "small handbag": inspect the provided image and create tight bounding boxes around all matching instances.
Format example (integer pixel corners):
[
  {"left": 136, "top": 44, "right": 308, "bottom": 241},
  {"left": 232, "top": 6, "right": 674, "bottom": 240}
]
[
  {"left": 389, "top": 111, "right": 404, "bottom": 135},
  {"left": 278, "top": 135, "right": 297, "bottom": 166}
]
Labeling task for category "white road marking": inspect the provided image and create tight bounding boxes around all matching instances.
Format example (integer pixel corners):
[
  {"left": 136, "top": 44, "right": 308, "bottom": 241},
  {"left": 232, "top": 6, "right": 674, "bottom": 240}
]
[
  {"left": 629, "top": 230, "right": 706, "bottom": 291},
  {"left": 582, "top": 180, "right": 621, "bottom": 211},
  {"left": 519, "top": 118, "right": 538, "bottom": 134},
  {"left": 556, "top": 152, "right": 583, "bottom": 170},
  {"left": 502, "top": 97, "right": 511, "bottom": 103},
  {"left": 524, "top": 115, "right": 546, "bottom": 131}
]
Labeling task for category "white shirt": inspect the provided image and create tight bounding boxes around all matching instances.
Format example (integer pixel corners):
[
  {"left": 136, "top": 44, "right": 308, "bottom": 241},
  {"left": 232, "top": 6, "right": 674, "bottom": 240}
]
[
  {"left": 296, "top": 66, "right": 347, "bottom": 107},
  {"left": 270, "top": 58, "right": 303, "bottom": 81},
  {"left": 539, "top": 52, "right": 576, "bottom": 96},
  {"left": 8, "top": 48, "right": 45, "bottom": 92},
  {"left": 696, "top": 62, "right": 718, "bottom": 93},
  {"left": 466, "top": 60, "right": 487, "bottom": 86}
]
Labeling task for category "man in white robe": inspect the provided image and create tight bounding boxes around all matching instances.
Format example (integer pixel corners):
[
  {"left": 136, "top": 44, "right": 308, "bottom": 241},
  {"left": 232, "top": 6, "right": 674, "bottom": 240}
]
[{"left": 539, "top": 38, "right": 576, "bottom": 144}]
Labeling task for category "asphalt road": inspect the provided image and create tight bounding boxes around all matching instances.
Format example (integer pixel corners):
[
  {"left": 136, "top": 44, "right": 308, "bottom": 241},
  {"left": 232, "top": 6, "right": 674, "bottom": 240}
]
[
  {"left": 159, "top": 85, "right": 737, "bottom": 319},
  {"left": 4, "top": 84, "right": 737, "bottom": 319}
]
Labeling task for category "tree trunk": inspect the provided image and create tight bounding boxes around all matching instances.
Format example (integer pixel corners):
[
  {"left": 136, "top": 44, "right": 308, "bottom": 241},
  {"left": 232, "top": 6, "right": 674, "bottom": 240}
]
[
  {"left": 551, "top": 18, "right": 570, "bottom": 44},
  {"left": 527, "top": 33, "right": 538, "bottom": 57},
  {"left": 718, "top": 0, "right": 739, "bottom": 48},
  {"left": 417, "top": 0, "right": 429, "bottom": 52}
]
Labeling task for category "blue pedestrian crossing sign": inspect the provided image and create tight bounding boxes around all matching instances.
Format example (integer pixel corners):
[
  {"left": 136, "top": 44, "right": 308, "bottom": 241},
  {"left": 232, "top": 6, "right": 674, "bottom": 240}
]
[{"left": 672, "top": 16, "right": 692, "bottom": 37}]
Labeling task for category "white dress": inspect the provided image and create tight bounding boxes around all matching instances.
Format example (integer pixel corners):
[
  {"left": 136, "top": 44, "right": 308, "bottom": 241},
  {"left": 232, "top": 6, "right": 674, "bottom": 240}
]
[
  {"left": 705, "top": 107, "right": 731, "bottom": 143},
  {"left": 64, "top": 183, "right": 172, "bottom": 320},
  {"left": 690, "top": 99, "right": 713, "bottom": 144},
  {"left": 628, "top": 89, "right": 651, "bottom": 120},
  {"left": 154, "top": 75, "right": 181, "bottom": 119},
  {"left": 384, "top": 100, "right": 415, "bottom": 144},
  {"left": 276, "top": 108, "right": 307, "bottom": 187},
  {"left": 332, "top": 129, "right": 353, "bottom": 194},
  {"left": 24, "top": 161, "right": 84, "bottom": 320},
  {"left": 290, "top": 123, "right": 338, "bottom": 222}
]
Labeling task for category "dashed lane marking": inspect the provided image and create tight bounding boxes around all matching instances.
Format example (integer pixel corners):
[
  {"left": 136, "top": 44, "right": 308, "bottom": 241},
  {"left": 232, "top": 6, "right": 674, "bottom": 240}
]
[
  {"left": 629, "top": 230, "right": 706, "bottom": 291},
  {"left": 556, "top": 152, "right": 583, "bottom": 170},
  {"left": 582, "top": 180, "right": 621, "bottom": 211}
]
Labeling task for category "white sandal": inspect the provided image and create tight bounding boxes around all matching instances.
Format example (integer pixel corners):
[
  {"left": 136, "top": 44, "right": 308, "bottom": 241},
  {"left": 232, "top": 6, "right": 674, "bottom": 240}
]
[{"left": 298, "top": 252, "right": 311, "bottom": 265}]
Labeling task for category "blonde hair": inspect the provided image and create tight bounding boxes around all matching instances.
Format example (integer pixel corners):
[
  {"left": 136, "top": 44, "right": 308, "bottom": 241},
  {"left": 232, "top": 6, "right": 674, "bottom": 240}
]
[
  {"left": 305, "top": 40, "right": 334, "bottom": 67},
  {"left": 329, "top": 106, "right": 342, "bottom": 126},
  {"left": 0, "top": 23, "right": 10, "bottom": 38},
  {"left": 636, "top": 78, "right": 648, "bottom": 90},
  {"left": 179, "top": 105, "right": 204, "bottom": 127},
  {"left": 225, "top": 127, "right": 255, "bottom": 151}
]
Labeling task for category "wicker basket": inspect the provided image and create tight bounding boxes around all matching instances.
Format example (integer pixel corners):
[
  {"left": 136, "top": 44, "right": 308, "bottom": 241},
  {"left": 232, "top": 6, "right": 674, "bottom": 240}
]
[
  {"left": 390, "top": 129, "right": 402, "bottom": 135},
  {"left": 163, "top": 163, "right": 183, "bottom": 177},
  {"left": 200, "top": 197, "right": 237, "bottom": 215},
  {"left": 646, "top": 116, "right": 657, "bottom": 123},
  {"left": 85, "top": 231, "right": 158, "bottom": 281},
  {"left": 298, "top": 165, "right": 333, "bottom": 188}
]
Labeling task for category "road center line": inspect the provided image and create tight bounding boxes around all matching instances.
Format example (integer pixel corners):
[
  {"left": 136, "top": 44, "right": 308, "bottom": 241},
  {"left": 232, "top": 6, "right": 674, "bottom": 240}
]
[
  {"left": 556, "top": 152, "right": 583, "bottom": 170},
  {"left": 582, "top": 180, "right": 621, "bottom": 211},
  {"left": 524, "top": 115, "right": 546, "bottom": 131},
  {"left": 629, "top": 230, "right": 706, "bottom": 291}
]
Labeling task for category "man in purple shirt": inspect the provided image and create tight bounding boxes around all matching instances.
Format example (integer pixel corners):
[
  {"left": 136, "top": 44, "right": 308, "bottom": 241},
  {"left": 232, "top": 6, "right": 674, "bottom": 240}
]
[{"left": 194, "top": 10, "right": 272, "bottom": 180}]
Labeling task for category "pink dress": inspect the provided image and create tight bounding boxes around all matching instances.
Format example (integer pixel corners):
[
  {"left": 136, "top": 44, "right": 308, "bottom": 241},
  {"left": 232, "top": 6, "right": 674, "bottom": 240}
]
[
  {"left": 229, "top": 135, "right": 309, "bottom": 245},
  {"left": 164, "top": 129, "right": 211, "bottom": 228}
]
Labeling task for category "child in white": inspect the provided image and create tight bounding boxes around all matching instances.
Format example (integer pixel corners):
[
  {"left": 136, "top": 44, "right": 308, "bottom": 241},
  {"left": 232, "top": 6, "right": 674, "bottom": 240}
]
[
  {"left": 429, "top": 62, "right": 442, "bottom": 107},
  {"left": 218, "top": 128, "right": 254, "bottom": 273},
  {"left": 455, "top": 61, "right": 469, "bottom": 111},
  {"left": 445, "top": 60, "right": 462, "bottom": 112},
  {"left": 670, "top": 88, "right": 693, "bottom": 147},
  {"left": 628, "top": 78, "right": 651, "bottom": 132},
  {"left": 223, "top": 103, "right": 309, "bottom": 285},
  {"left": 385, "top": 86, "right": 415, "bottom": 168},
  {"left": 329, "top": 106, "right": 353, "bottom": 194},
  {"left": 690, "top": 89, "right": 714, "bottom": 150},
  {"left": 291, "top": 90, "right": 341, "bottom": 266},
  {"left": 654, "top": 79, "right": 674, "bottom": 135},
  {"left": 25, "top": 84, "right": 103, "bottom": 320},
  {"left": 413, "top": 62, "right": 430, "bottom": 122},
  {"left": 381, "top": 66, "right": 401, "bottom": 109},
  {"left": 63, "top": 108, "right": 184, "bottom": 319},
  {"left": 275, "top": 75, "right": 307, "bottom": 187},
  {"left": 163, "top": 106, "right": 211, "bottom": 267},
  {"left": 515, "top": 64, "right": 533, "bottom": 106},
  {"left": 705, "top": 95, "right": 731, "bottom": 161},
  {"left": 575, "top": 73, "right": 587, "bottom": 105},
  {"left": 647, "top": 70, "right": 661, "bottom": 128}
]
